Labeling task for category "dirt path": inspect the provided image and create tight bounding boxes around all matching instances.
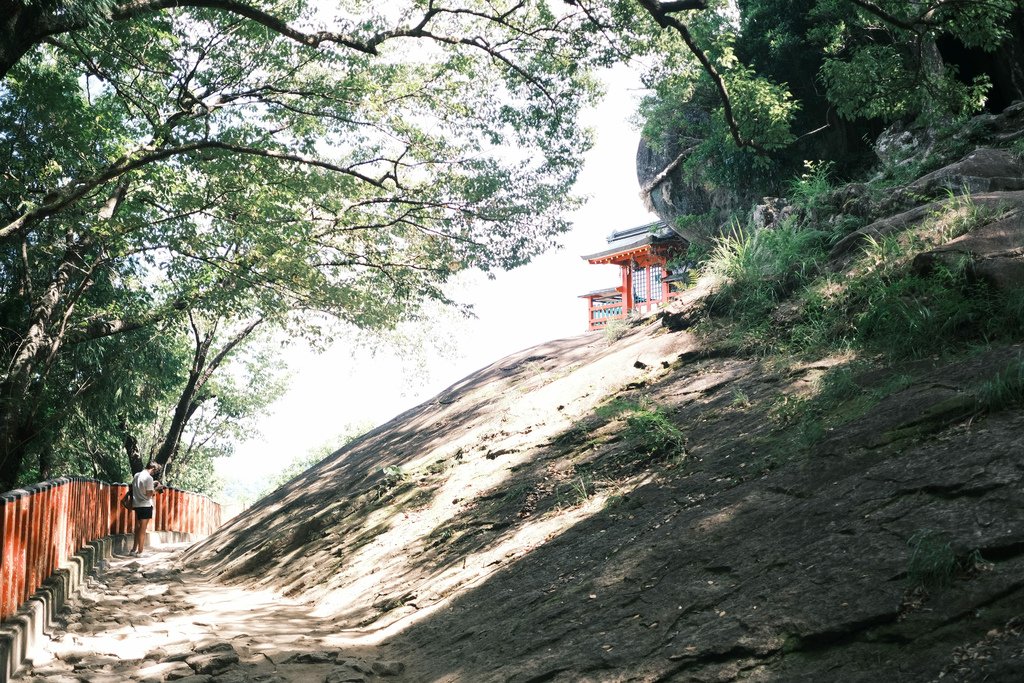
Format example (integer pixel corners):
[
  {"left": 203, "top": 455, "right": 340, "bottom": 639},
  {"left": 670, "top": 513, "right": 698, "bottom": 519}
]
[{"left": 15, "top": 543, "right": 409, "bottom": 682}]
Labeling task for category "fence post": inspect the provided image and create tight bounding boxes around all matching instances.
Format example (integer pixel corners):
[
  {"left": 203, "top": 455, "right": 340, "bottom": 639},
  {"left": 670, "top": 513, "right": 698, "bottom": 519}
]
[
  {"left": 56, "top": 480, "right": 68, "bottom": 570},
  {"left": 11, "top": 491, "right": 29, "bottom": 609},
  {"left": 1, "top": 477, "right": 221, "bottom": 623},
  {"left": 0, "top": 495, "right": 9, "bottom": 620}
]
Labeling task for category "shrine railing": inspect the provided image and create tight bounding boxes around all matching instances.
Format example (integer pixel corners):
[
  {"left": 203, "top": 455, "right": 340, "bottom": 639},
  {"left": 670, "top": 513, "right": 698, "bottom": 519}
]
[
  {"left": 0, "top": 476, "right": 220, "bottom": 621},
  {"left": 587, "top": 301, "right": 625, "bottom": 330}
]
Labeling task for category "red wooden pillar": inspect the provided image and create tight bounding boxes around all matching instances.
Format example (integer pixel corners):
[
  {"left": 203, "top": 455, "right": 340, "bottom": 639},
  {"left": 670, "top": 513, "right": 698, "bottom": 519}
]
[
  {"left": 174, "top": 489, "right": 182, "bottom": 532},
  {"left": 14, "top": 492, "right": 29, "bottom": 614},
  {"left": 52, "top": 481, "right": 62, "bottom": 570},
  {"left": 116, "top": 483, "right": 128, "bottom": 535},
  {"left": 55, "top": 481, "right": 65, "bottom": 566},
  {"left": 98, "top": 481, "right": 108, "bottom": 542},
  {"left": 182, "top": 493, "right": 190, "bottom": 534},
  {"left": 156, "top": 488, "right": 165, "bottom": 532},
  {"left": 109, "top": 485, "right": 118, "bottom": 535},
  {"left": 0, "top": 494, "right": 11, "bottom": 620},
  {"left": 69, "top": 480, "right": 79, "bottom": 551},
  {"left": 620, "top": 263, "right": 632, "bottom": 317},
  {"left": 40, "top": 483, "right": 53, "bottom": 581},
  {"left": 90, "top": 479, "right": 98, "bottom": 543},
  {"left": 1, "top": 493, "right": 24, "bottom": 619},
  {"left": 65, "top": 481, "right": 74, "bottom": 554},
  {"left": 121, "top": 483, "right": 131, "bottom": 534},
  {"left": 23, "top": 487, "right": 39, "bottom": 603},
  {"left": 89, "top": 480, "right": 97, "bottom": 543},
  {"left": 34, "top": 485, "right": 46, "bottom": 586},
  {"left": 83, "top": 480, "right": 92, "bottom": 544},
  {"left": 79, "top": 479, "right": 87, "bottom": 547}
]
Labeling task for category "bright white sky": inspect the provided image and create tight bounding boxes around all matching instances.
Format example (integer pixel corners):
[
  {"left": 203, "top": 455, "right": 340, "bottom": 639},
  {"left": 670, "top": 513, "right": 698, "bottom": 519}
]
[{"left": 217, "top": 66, "right": 656, "bottom": 491}]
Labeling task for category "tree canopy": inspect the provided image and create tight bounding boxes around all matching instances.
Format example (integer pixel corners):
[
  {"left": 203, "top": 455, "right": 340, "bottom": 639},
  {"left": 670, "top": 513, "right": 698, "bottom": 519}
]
[
  {"left": 1, "top": 0, "right": 1020, "bottom": 492},
  {"left": 0, "top": 0, "right": 606, "bottom": 490}
]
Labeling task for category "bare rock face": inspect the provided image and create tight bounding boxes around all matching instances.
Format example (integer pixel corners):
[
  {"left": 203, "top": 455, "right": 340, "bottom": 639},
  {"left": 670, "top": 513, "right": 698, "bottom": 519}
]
[
  {"left": 874, "top": 120, "right": 932, "bottom": 168},
  {"left": 830, "top": 188, "right": 1024, "bottom": 271},
  {"left": 908, "top": 148, "right": 1024, "bottom": 196},
  {"left": 914, "top": 209, "right": 1024, "bottom": 291},
  {"left": 750, "top": 197, "right": 794, "bottom": 231}
]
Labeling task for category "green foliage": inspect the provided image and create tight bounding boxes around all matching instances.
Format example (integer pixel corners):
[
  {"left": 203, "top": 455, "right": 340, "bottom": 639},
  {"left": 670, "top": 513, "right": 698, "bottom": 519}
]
[
  {"left": 1010, "top": 136, "right": 1024, "bottom": 161},
  {"left": 817, "top": 365, "right": 863, "bottom": 403},
  {"left": 730, "top": 388, "right": 752, "bottom": 408},
  {"left": 906, "top": 530, "right": 957, "bottom": 590},
  {"left": 0, "top": 0, "right": 606, "bottom": 487},
  {"left": 788, "top": 161, "right": 834, "bottom": 213},
  {"left": 811, "top": 0, "right": 1014, "bottom": 125},
  {"left": 260, "top": 422, "right": 373, "bottom": 499},
  {"left": 905, "top": 530, "right": 985, "bottom": 592},
  {"left": 975, "top": 356, "right": 1024, "bottom": 413},
  {"left": 632, "top": 0, "right": 1017, "bottom": 209},
  {"left": 169, "top": 453, "right": 222, "bottom": 498},
  {"left": 557, "top": 474, "right": 594, "bottom": 508},
  {"left": 594, "top": 397, "right": 644, "bottom": 421},
  {"left": 721, "top": 63, "right": 799, "bottom": 151},
  {"left": 623, "top": 408, "right": 686, "bottom": 462},
  {"left": 708, "top": 220, "right": 829, "bottom": 331},
  {"left": 704, "top": 194, "right": 1024, "bottom": 360},
  {"left": 635, "top": 7, "right": 797, "bottom": 201},
  {"left": 603, "top": 319, "right": 630, "bottom": 343},
  {"left": 820, "top": 46, "right": 988, "bottom": 124}
]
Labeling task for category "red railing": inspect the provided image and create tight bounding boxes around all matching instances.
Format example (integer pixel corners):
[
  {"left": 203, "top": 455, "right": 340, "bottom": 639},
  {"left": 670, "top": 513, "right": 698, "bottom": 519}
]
[{"left": 0, "top": 476, "right": 221, "bottom": 621}]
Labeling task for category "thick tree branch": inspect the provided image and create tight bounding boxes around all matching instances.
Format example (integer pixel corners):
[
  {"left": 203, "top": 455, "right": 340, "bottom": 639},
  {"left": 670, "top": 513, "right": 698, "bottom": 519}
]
[
  {"left": 0, "top": 140, "right": 398, "bottom": 242},
  {"left": 845, "top": 0, "right": 920, "bottom": 31},
  {"left": 659, "top": 0, "right": 710, "bottom": 12},
  {"left": 198, "top": 316, "right": 263, "bottom": 386},
  {"left": 634, "top": 0, "right": 767, "bottom": 154},
  {"left": 3, "top": 0, "right": 563, "bottom": 104},
  {"left": 640, "top": 140, "right": 700, "bottom": 195}
]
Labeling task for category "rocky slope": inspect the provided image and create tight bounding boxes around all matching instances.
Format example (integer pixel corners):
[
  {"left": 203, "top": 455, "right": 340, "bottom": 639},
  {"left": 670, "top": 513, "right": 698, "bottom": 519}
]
[{"left": 183, "top": 108, "right": 1024, "bottom": 682}]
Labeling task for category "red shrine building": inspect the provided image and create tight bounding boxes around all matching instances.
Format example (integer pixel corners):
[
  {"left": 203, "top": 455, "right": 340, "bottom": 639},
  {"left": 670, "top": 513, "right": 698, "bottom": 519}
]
[{"left": 579, "top": 220, "right": 688, "bottom": 331}]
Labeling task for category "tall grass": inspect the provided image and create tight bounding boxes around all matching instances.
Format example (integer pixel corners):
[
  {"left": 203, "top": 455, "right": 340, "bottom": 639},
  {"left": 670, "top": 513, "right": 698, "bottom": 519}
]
[
  {"left": 788, "top": 161, "right": 834, "bottom": 212},
  {"left": 704, "top": 205, "right": 1024, "bottom": 360},
  {"left": 976, "top": 355, "right": 1024, "bottom": 412},
  {"left": 708, "top": 219, "right": 828, "bottom": 327}
]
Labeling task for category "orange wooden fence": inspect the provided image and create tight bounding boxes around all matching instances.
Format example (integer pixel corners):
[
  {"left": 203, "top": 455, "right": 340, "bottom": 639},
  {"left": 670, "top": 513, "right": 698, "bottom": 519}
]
[{"left": 0, "top": 476, "right": 221, "bottom": 621}]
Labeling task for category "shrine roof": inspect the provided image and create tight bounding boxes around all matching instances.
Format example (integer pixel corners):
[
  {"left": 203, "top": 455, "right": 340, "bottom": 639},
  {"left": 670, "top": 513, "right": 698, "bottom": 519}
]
[
  {"left": 580, "top": 219, "right": 683, "bottom": 262},
  {"left": 577, "top": 286, "right": 621, "bottom": 299}
]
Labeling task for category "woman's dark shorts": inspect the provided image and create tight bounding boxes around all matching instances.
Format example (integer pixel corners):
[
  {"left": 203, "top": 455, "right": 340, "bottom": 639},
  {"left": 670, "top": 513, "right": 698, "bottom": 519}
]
[{"left": 133, "top": 506, "right": 154, "bottom": 520}]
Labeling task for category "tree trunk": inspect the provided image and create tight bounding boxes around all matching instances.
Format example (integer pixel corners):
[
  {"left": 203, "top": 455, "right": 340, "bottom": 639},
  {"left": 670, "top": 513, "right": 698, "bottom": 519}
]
[
  {"left": 121, "top": 420, "right": 145, "bottom": 475},
  {"left": 150, "top": 316, "right": 262, "bottom": 482},
  {"left": 153, "top": 319, "right": 214, "bottom": 472},
  {"left": 0, "top": 1, "right": 45, "bottom": 79},
  {"left": 0, "top": 236, "right": 89, "bottom": 489}
]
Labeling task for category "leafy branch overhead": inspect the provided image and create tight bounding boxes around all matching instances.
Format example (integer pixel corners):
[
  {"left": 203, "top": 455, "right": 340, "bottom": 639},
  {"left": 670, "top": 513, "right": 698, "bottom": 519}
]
[{"left": 0, "top": 0, "right": 605, "bottom": 489}]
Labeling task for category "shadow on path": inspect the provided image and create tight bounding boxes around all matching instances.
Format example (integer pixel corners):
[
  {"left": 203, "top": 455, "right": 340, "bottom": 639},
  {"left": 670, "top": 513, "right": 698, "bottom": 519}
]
[{"left": 14, "top": 543, "right": 406, "bottom": 682}]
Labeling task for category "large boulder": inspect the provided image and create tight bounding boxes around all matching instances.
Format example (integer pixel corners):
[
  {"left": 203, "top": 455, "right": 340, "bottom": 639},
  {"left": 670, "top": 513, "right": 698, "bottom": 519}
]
[
  {"left": 636, "top": 135, "right": 713, "bottom": 243},
  {"left": 913, "top": 205, "right": 1024, "bottom": 291},
  {"left": 636, "top": 114, "right": 747, "bottom": 243},
  {"left": 907, "top": 148, "right": 1024, "bottom": 196}
]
